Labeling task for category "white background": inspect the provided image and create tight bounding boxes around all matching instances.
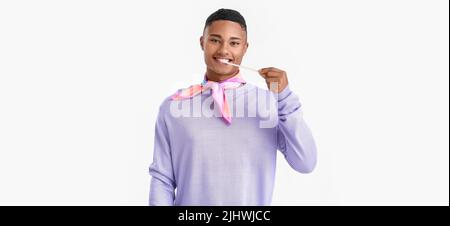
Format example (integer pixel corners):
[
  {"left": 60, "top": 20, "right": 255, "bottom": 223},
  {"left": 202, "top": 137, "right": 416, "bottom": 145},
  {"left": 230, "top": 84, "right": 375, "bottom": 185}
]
[{"left": 0, "top": 0, "right": 448, "bottom": 205}]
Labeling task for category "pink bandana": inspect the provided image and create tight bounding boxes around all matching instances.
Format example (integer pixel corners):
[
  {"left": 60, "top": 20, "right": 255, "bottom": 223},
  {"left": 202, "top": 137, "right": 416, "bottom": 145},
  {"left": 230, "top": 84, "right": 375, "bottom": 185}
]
[{"left": 171, "top": 72, "right": 246, "bottom": 125}]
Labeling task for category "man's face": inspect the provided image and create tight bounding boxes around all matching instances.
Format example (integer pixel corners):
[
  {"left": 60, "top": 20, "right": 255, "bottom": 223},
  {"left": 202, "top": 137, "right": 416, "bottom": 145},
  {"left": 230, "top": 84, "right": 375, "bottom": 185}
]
[{"left": 200, "top": 20, "right": 248, "bottom": 78}]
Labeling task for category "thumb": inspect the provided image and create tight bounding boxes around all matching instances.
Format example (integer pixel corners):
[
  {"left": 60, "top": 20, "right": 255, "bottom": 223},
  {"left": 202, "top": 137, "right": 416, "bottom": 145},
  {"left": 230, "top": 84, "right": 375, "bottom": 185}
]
[{"left": 258, "top": 68, "right": 268, "bottom": 78}]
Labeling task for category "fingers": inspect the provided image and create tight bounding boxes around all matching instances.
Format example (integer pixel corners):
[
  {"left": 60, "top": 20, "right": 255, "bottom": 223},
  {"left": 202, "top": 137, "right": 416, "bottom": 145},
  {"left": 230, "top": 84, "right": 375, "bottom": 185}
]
[
  {"left": 265, "top": 77, "right": 280, "bottom": 83},
  {"left": 258, "top": 67, "right": 285, "bottom": 78},
  {"left": 258, "top": 67, "right": 288, "bottom": 93},
  {"left": 266, "top": 71, "right": 284, "bottom": 78},
  {"left": 257, "top": 69, "right": 267, "bottom": 79},
  {"left": 259, "top": 67, "right": 283, "bottom": 74}
]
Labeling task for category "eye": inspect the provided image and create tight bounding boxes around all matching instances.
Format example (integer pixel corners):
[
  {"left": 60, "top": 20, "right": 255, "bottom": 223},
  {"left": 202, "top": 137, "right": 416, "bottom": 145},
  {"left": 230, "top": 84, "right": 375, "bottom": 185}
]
[
  {"left": 209, "top": 38, "right": 220, "bottom": 43},
  {"left": 230, "top": 41, "right": 240, "bottom": 46}
]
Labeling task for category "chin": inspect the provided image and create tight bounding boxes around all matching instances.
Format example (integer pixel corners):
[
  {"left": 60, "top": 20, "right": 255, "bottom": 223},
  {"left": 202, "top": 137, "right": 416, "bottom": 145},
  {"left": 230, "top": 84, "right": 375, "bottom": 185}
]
[
  {"left": 217, "top": 65, "right": 239, "bottom": 74},
  {"left": 216, "top": 69, "right": 236, "bottom": 76}
]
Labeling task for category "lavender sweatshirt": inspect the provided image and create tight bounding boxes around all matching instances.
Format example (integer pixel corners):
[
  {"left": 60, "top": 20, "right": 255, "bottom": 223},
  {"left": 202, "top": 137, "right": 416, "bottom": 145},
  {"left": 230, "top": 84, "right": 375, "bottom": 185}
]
[{"left": 149, "top": 82, "right": 317, "bottom": 206}]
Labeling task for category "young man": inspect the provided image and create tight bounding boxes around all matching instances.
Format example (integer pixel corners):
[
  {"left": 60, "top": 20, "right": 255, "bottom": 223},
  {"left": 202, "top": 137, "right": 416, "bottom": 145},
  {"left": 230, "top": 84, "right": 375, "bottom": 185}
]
[{"left": 149, "top": 8, "right": 317, "bottom": 206}]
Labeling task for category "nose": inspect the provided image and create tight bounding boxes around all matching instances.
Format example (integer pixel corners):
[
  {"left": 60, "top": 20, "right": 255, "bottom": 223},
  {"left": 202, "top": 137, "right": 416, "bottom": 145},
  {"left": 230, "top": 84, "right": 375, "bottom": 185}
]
[{"left": 217, "top": 42, "right": 230, "bottom": 56}]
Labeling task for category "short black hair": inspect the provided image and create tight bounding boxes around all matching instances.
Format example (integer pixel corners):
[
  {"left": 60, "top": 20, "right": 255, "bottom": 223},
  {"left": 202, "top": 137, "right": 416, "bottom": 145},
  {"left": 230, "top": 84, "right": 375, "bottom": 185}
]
[{"left": 204, "top": 8, "right": 247, "bottom": 32}]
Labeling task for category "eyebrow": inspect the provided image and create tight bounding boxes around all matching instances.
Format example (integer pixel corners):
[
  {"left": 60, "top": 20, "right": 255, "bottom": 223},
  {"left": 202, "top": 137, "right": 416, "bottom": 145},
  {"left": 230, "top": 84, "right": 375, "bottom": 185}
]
[{"left": 209, "top": 34, "right": 242, "bottom": 40}]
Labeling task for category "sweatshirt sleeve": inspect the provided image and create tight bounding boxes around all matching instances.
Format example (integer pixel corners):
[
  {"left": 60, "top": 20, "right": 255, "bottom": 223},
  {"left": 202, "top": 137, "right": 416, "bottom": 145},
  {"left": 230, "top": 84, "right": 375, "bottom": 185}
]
[
  {"left": 276, "top": 86, "right": 317, "bottom": 173},
  {"left": 148, "top": 105, "right": 176, "bottom": 206}
]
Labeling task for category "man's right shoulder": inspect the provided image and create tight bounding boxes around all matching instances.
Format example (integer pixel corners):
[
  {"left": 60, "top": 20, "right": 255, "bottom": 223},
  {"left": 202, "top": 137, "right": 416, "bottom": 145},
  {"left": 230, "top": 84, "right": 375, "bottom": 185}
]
[{"left": 157, "top": 94, "right": 174, "bottom": 114}]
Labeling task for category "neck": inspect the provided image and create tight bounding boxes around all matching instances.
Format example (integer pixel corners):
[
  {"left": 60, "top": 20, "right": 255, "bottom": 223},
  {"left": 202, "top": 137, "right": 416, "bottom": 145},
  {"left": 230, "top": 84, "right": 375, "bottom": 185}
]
[{"left": 205, "top": 69, "right": 239, "bottom": 82}]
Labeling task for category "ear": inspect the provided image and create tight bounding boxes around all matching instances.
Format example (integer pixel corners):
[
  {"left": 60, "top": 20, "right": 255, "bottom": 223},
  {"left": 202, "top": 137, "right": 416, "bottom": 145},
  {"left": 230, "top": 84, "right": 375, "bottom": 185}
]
[
  {"left": 243, "top": 42, "right": 249, "bottom": 54},
  {"left": 200, "top": 36, "right": 204, "bottom": 51}
]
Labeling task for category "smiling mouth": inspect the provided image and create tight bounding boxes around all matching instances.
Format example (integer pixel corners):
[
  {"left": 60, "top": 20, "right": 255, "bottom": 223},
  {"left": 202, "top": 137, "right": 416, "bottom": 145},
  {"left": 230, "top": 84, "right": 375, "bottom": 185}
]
[{"left": 213, "top": 57, "right": 233, "bottom": 64}]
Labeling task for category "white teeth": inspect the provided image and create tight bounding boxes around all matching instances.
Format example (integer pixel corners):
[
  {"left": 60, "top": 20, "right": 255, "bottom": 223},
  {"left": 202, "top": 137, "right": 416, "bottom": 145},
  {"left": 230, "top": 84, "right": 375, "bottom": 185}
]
[{"left": 217, "top": 58, "right": 231, "bottom": 64}]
